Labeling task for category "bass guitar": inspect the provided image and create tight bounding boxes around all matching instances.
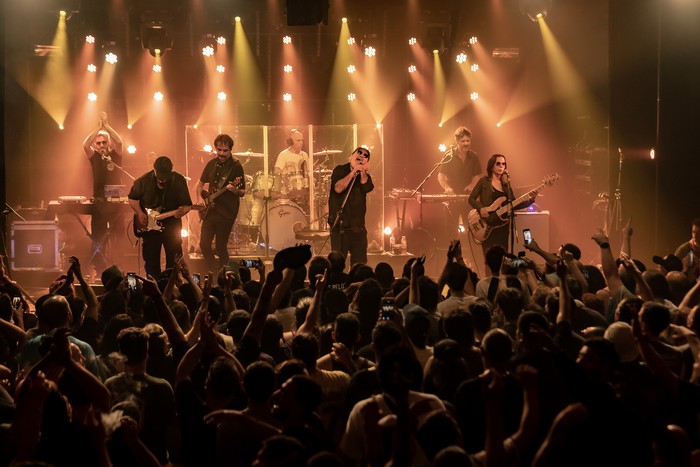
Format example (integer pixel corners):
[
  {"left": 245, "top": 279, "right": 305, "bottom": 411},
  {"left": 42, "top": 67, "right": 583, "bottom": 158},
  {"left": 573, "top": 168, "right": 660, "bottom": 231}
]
[
  {"left": 199, "top": 177, "right": 243, "bottom": 221},
  {"left": 134, "top": 205, "right": 204, "bottom": 237},
  {"left": 467, "top": 173, "right": 559, "bottom": 244}
]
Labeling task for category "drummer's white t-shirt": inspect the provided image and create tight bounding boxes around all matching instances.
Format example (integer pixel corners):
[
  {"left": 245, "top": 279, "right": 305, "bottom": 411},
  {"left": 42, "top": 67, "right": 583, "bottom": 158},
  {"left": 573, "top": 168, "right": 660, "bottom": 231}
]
[{"left": 275, "top": 148, "right": 309, "bottom": 173}]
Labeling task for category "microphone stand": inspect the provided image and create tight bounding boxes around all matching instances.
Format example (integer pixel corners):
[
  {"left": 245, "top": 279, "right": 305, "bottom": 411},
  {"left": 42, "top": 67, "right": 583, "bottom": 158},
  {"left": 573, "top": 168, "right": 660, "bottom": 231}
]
[
  {"left": 321, "top": 169, "right": 359, "bottom": 255},
  {"left": 410, "top": 149, "right": 453, "bottom": 230},
  {"left": 101, "top": 155, "right": 136, "bottom": 182}
]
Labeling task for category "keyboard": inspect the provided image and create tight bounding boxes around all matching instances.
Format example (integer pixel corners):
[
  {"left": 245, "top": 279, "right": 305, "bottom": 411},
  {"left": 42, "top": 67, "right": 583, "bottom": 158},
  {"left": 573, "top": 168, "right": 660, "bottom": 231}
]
[{"left": 416, "top": 193, "right": 470, "bottom": 203}]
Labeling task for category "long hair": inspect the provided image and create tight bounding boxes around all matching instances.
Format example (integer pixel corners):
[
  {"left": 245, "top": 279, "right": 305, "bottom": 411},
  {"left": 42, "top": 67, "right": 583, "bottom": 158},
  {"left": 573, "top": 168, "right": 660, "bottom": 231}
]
[{"left": 486, "top": 153, "right": 506, "bottom": 179}]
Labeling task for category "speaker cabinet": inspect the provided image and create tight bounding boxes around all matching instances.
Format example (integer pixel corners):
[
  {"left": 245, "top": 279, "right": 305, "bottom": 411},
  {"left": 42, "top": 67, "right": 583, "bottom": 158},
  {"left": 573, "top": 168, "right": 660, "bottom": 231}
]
[{"left": 11, "top": 221, "right": 60, "bottom": 271}]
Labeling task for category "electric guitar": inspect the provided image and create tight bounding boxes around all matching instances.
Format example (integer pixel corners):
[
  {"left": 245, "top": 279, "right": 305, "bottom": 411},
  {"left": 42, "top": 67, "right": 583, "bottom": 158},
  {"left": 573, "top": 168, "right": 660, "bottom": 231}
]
[
  {"left": 133, "top": 205, "right": 204, "bottom": 237},
  {"left": 198, "top": 177, "right": 243, "bottom": 221},
  {"left": 467, "top": 173, "right": 559, "bottom": 244}
]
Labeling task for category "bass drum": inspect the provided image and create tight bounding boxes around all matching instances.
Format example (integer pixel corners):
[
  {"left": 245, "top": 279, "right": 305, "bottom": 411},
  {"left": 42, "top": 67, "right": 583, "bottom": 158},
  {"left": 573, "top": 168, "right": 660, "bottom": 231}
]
[{"left": 266, "top": 200, "right": 308, "bottom": 251}]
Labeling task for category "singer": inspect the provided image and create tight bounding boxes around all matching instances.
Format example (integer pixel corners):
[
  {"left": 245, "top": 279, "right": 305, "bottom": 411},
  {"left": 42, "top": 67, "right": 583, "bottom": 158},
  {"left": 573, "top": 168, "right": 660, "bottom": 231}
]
[
  {"left": 194, "top": 134, "right": 246, "bottom": 272},
  {"left": 468, "top": 154, "right": 537, "bottom": 255},
  {"left": 81, "top": 111, "right": 125, "bottom": 274},
  {"left": 437, "top": 126, "right": 482, "bottom": 237},
  {"left": 328, "top": 146, "right": 374, "bottom": 265}
]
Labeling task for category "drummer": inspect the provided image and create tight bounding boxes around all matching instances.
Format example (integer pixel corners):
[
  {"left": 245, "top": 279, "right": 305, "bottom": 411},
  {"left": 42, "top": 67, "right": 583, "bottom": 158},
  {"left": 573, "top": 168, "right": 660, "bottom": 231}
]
[{"left": 275, "top": 129, "right": 310, "bottom": 206}]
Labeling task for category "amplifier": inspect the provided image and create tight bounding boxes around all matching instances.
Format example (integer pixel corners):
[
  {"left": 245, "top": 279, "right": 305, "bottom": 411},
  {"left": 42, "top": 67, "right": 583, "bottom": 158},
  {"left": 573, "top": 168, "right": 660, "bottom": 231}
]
[{"left": 11, "top": 221, "right": 60, "bottom": 271}]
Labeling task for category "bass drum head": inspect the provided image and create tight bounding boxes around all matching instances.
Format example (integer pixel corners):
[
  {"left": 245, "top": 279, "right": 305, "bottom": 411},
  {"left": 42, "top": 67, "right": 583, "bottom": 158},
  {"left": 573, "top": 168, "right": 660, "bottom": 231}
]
[{"left": 267, "top": 200, "right": 308, "bottom": 251}]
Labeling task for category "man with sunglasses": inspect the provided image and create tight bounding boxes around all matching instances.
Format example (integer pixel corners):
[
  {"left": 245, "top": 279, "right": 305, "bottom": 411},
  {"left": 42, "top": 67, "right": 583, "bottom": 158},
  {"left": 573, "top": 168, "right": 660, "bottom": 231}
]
[
  {"left": 82, "top": 111, "right": 125, "bottom": 274},
  {"left": 438, "top": 126, "right": 482, "bottom": 239},
  {"left": 129, "top": 156, "right": 193, "bottom": 279},
  {"left": 328, "top": 147, "right": 374, "bottom": 264}
]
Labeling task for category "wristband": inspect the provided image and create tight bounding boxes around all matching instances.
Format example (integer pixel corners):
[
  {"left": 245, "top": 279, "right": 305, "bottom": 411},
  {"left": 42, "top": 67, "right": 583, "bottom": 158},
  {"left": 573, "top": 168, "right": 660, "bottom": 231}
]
[{"left": 599, "top": 242, "right": 610, "bottom": 249}]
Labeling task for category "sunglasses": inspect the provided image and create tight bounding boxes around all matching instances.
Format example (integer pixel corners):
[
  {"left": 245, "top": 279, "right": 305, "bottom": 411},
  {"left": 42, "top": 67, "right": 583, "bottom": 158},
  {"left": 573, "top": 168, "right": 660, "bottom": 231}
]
[
  {"left": 494, "top": 161, "right": 506, "bottom": 166},
  {"left": 356, "top": 150, "right": 369, "bottom": 158},
  {"left": 95, "top": 141, "right": 108, "bottom": 146}
]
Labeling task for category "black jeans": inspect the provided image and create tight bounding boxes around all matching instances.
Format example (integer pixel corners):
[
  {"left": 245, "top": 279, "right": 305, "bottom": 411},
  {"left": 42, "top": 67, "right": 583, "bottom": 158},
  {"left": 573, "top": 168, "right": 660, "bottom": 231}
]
[
  {"left": 141, "top": 222, "right": 183, "bottom": 280},
  {"left": 331, "top": 226, "right": 368, "bottom": 265},
  {"left": 200, "top": 210, "right": 236, "bottom": 271}
]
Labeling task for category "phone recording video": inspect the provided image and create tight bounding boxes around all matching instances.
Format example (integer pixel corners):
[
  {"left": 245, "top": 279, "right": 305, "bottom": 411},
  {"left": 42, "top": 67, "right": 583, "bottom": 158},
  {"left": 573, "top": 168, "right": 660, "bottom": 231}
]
[
  {"left": 192, "top": 273, "right": 201, "bottom": 286},
  {"left": 127, "top": 272, "right": 137, "bottom": 292},
  {"left": 380, "top": 298, "right": 395, "bottom": 321},
  {"left": 239, "top": 259, "right": 261, "bottom": 269},
  {"left": 523, "top": 228, "right": 532, "bottom": 245}
]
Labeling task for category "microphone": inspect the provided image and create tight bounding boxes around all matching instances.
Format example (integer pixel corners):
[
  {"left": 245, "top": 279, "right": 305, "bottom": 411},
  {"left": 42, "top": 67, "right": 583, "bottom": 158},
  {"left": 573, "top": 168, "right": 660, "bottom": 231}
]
[
  {"left": 503, "top": 169, "right": 510, "bottom": 182},
  {"left": 101, "top": 153, "right": 112, "bottom": 162},
  {"left": 617, "top": 147, "right": 623, "bottom": 172},
  {"left": 1, "top": 209, "right": 10, "bottom": 215}
]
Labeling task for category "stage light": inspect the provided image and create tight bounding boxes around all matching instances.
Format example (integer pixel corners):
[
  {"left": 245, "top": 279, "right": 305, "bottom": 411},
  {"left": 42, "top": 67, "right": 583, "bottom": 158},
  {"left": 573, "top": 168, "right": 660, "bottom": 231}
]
[
  {"left": 408, "top": 37, "right": 417, "bottom": 46},
  {"left": 181, "top": 229, "right": 188, "bottom": 238},
  {"left": 376, "top": 123, "right": 381, "bottom": 129},
  {"left": 383, "top": 227, "right": 393, "bottom": 235},
  {"left": 154, "top": 91, "right": 164, "bottom": 101},
  {"left": 650, "top": 148, "right": 655, "bottom": 160},
  {"left": 283, "top": 35, "right": 292, "bottom": 44},
  {"left": 235, "top": 16, "right": 241, "bottom": 22},
  {"left": 127, "top": 145, "right": 137, "bottom": 154},
  {"left": 456, "top": 52, "right": 467, "bottom": 64},
  {"left": 342, "top": 17, "right": 347, "bottom": 23},
  {"left": 470, "top": 64, "right": 479, "bottom": 72},
  {"left": 364, "top": 46, "right": 376, "bottom": 57},
  {"left": 153, "top": 64, "right": 162, "bottom": 73},
  {"left": 202, "top": 45, "right": 214, "bottom": 57},
  {"left": 519, "top": 0, "right": 551, "bottom": 21},
  {"left": 87, "top": 92, "right": 97, "bottom": 102},
  {"left": 87, "top": 64, "right": 96, "bottom": 72},
  {"left": 140, "top": 22, "right": 173, "bottom": 57},
  {"left": 193, "top": 124, "right": 198, "bottom": 129},
  {"left": 408, "top": 65, "right": 416, "bottom": 73},
  {"left": 432, "top": 49, "right": 439, "bottom": 55},
  {"left": 127, "top": 124, "right": 133, "bottom": 129},
  {"left": 458, "top": 225, "right": 466, "bottom": 233},
  {"left": 284, "top": 64, "right": 293, "bottom": 73},
  {"left": 85, "top": 35, "right": 95, "bottom": 44},
  {"left": 496, "top": 122, "right": 502, "bottom": 128},
  {"left": 216, "top": 65, "right": 225, "bottom": 73},
  {"left": 347, "top": 37, "right": 355, "bottom": 45},
  {"left": 203, "top": 144, "right": 212, "bottom": 152},
  {"left": 438, "top": 123, "right": 443, "bottom": 128},
  {"left": 59, "top": 10, "right": 67, "bottom": 17},
  {"left": 217, "top": 36, "right": 226, "bottom": 45},
  {"left": 407, "top": 92, "right": 416, "bottom": 102},
  {"left": 58, "top": 124, "right": 64, "bottom": 130},
  {"left": 105, "top": 52, "right": 118, "bottom": 64},
  {"left": 470, "top": 92, "right": 479, "bottom": 101},
  {"left": 283, "top": 93, "right": 292, "bottom": 102},
  {"left": 347, "top": 93, "right": 356, "bottom": 101},
  {"left": 469, "top": 36, "right": 478, "bottom": 45},
  {"left": 217, "top": 92, "right": 227, "bottom": 101},
  {"left": 439, "top": 144, "right": 447, "bottom": 152},
  {"left": 347, "top": 65, "right": 356, "bottom": 73}
]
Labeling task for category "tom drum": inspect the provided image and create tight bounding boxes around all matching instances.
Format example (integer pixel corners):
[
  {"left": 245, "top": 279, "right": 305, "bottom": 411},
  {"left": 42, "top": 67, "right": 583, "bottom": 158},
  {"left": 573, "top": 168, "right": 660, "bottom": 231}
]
[
  {"left": 252, "top": 171, "right": 284, "bottom": 199},
  {"left": 284, "top": 171, "right": 309, "bottom": 200}
]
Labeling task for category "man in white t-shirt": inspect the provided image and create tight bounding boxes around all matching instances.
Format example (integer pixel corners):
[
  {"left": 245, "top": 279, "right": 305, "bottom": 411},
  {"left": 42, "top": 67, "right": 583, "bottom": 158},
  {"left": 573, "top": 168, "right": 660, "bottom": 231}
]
[{"left": 275, "top": 129, "right": 310, "bottom": 206}]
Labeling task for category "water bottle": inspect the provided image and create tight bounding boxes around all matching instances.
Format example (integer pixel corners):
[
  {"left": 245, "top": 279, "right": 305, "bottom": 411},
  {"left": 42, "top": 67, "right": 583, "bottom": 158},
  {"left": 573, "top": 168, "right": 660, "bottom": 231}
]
[
  {"left": 400, "top": 236, "right": 407, "bottom": 255},
  {"left": 389, "top": 234, "right": 396, "bottom": 254}
]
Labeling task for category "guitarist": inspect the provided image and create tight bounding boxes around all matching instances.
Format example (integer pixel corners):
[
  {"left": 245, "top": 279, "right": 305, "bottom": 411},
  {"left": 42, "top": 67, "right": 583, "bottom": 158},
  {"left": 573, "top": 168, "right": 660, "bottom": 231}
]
[
  {"left": 128, "top": 156, "right": 193, "bottom": 279},
  {"left": 468, "top": 154, "right": 538, "bottom": 255},
  {"left": 194, "top": 134, "right": 246, "bottom": 272}
]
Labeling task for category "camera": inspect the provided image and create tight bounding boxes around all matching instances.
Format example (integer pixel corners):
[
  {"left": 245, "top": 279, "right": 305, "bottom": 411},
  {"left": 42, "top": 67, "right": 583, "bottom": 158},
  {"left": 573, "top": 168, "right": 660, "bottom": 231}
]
[
  {"left": 192, "top": 273, "right": 201, "bottom": 286},
  {"left": 127, "top": 272, "right": 137, "bottom": 292},
  {"left": 380, "top": 298, "right": 395, "bottom": 320},
  {"left": 523, "top": 228, "right": 532, "bottom": 245},
  {"left": 239, "top": 259, "right": 261, "bottom": 269}
]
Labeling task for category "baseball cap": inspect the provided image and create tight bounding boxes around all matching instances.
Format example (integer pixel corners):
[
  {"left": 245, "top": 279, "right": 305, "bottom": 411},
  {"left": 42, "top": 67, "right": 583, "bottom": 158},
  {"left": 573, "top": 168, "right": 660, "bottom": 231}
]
[{"left": 652, "top": 254, "right": 683, "bottom": 272}]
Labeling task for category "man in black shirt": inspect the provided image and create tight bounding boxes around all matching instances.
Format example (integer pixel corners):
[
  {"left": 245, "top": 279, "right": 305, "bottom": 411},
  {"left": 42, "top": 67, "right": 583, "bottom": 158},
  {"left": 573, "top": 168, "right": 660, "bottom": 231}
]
[
  {"left": 437, "top": 126, "right": 482, "bottom": 237},
  {"left": 328, "top": 147, "right": 374, "bottom": 265},
  {"left": 82, "top": 111, "right": 124, "bottom": 273},
  {"left": 128, "top": 156, "right": 193, "bottom": 279},
  {"left": 194, "top": 134, "right": 246, "bottom": 272}
]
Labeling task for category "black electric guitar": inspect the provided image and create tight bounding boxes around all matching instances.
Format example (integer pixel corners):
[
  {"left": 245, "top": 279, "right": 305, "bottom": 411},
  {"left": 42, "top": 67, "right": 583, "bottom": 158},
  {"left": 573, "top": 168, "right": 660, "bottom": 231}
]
[
  {"left": 199, "top": 177, "right": 243, "bottom": 221},
  {"left": 467, "top": 173, "right": 559, "bottom": 244},
  {"left": 133, "top": 205, "right": 204, "bottom": 237}
]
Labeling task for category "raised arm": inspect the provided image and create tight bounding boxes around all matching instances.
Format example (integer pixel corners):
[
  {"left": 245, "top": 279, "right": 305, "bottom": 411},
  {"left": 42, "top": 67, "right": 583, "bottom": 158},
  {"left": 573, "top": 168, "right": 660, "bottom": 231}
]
[
  {"left": 297, "top": 269, "right": 328, "bottom": 336},
  {"left": 69, "top": 256, "right": 98, "bottom": 322},
  {"left": 592, "top": 228, "right": 623, "bottom": 294},
  {"left": 409, "top": 256, "right": 426, "bottom": 305},
  {"left": 138, "top": 274, "right": 187, "bottom": 346}
]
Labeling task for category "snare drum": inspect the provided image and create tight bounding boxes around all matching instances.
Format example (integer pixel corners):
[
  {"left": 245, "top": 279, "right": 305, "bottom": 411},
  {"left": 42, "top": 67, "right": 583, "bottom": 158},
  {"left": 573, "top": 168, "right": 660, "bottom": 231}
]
[
  {"left": 252, "top": 171, "right": 283, "bottom": 199},
  {"left": 266, "top": 200, "right": 308, "bottom": 251},
  {"left": 284, "top": 171, "right": 309, "bottom": 199}
]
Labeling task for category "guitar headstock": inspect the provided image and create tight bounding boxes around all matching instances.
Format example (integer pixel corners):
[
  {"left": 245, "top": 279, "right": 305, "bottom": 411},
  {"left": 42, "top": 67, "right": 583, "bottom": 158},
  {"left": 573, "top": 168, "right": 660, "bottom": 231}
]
[{"left": 542, "top": 173, "right": 560, "bottom": 187}]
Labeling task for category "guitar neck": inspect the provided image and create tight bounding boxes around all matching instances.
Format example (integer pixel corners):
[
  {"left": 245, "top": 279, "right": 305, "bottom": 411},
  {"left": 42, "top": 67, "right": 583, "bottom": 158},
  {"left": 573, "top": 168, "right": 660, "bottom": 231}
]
[
  {"left": 155, "top": 209, "right": 180, "bottom": 221},
  {"left": 495, "top": 182, "right": 547, "bottom": 217}
]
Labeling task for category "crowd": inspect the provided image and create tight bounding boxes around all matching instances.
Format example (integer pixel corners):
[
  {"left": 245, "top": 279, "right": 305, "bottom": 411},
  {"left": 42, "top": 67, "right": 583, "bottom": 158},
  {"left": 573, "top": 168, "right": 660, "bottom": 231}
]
[{"left": 0, "top": 219, "right": 699, "bottom": 467}]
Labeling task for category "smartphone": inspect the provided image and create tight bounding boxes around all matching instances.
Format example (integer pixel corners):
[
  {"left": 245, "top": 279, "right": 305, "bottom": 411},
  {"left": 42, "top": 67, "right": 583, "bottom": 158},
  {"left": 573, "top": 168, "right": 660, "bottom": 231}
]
[
  {"left": 523, "top": 228, "right": 532, "bottom": 245},
  {"left": 380, "top": 297, "right": 395, "bottom": 320},
  {"left": 239, "top": 259, "right": 261, "bottom": 269},
  {"left": 127, "top": 272, "right": 137, "bottom": 292},
  {"left": 690, "top": 250, "right": 695, "bottom": 268},
  {"left": 12, "top": 296, "right": 20, "bottom": 308},
  {"left": 192, "top": 273, "right": 201, "bottom": 286}
]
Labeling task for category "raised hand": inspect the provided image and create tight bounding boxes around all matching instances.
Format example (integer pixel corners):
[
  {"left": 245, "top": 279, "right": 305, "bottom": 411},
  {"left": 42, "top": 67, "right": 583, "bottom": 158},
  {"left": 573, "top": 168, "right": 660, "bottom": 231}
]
[
  {"left": 136, "top": 274, "right": 160, "bottom": 297},
  {"left": 592, "top": 228, "right": 609, "bottom": 247}
]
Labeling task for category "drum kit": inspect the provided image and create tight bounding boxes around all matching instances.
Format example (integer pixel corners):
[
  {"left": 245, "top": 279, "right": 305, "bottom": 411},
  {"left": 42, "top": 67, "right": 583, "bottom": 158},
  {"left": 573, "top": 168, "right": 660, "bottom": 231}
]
[{"left": 229, "top": 149, "right": 342, "bottom": 253}]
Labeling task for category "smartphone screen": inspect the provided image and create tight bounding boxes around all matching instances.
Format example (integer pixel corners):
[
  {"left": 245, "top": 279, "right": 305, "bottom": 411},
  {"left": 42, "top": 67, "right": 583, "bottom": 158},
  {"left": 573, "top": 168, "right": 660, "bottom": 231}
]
[
  {"left": 380, "top": 298, "right": 394, "bottom": 320},
  {"left": 127, "top": 273, "right": 137, "bottom": 291},
  {"left": 192, "top": 273, "right": 201, "bottom": 286},
  {"left": 523, "top": 229, "right": 532, "bottom": 245}
]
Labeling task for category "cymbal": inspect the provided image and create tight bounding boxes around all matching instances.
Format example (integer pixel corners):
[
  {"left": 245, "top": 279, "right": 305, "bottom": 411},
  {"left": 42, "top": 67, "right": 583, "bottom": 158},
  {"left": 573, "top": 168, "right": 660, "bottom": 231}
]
[
  {"left": 233, "top": 151, "right": 265, "bottom": 157},
  {"left": 312, "top": 149, "right": 342, "bottom": 156},
  {"left": 314, "top": 169, "right": 332, "bottom": 174}
]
